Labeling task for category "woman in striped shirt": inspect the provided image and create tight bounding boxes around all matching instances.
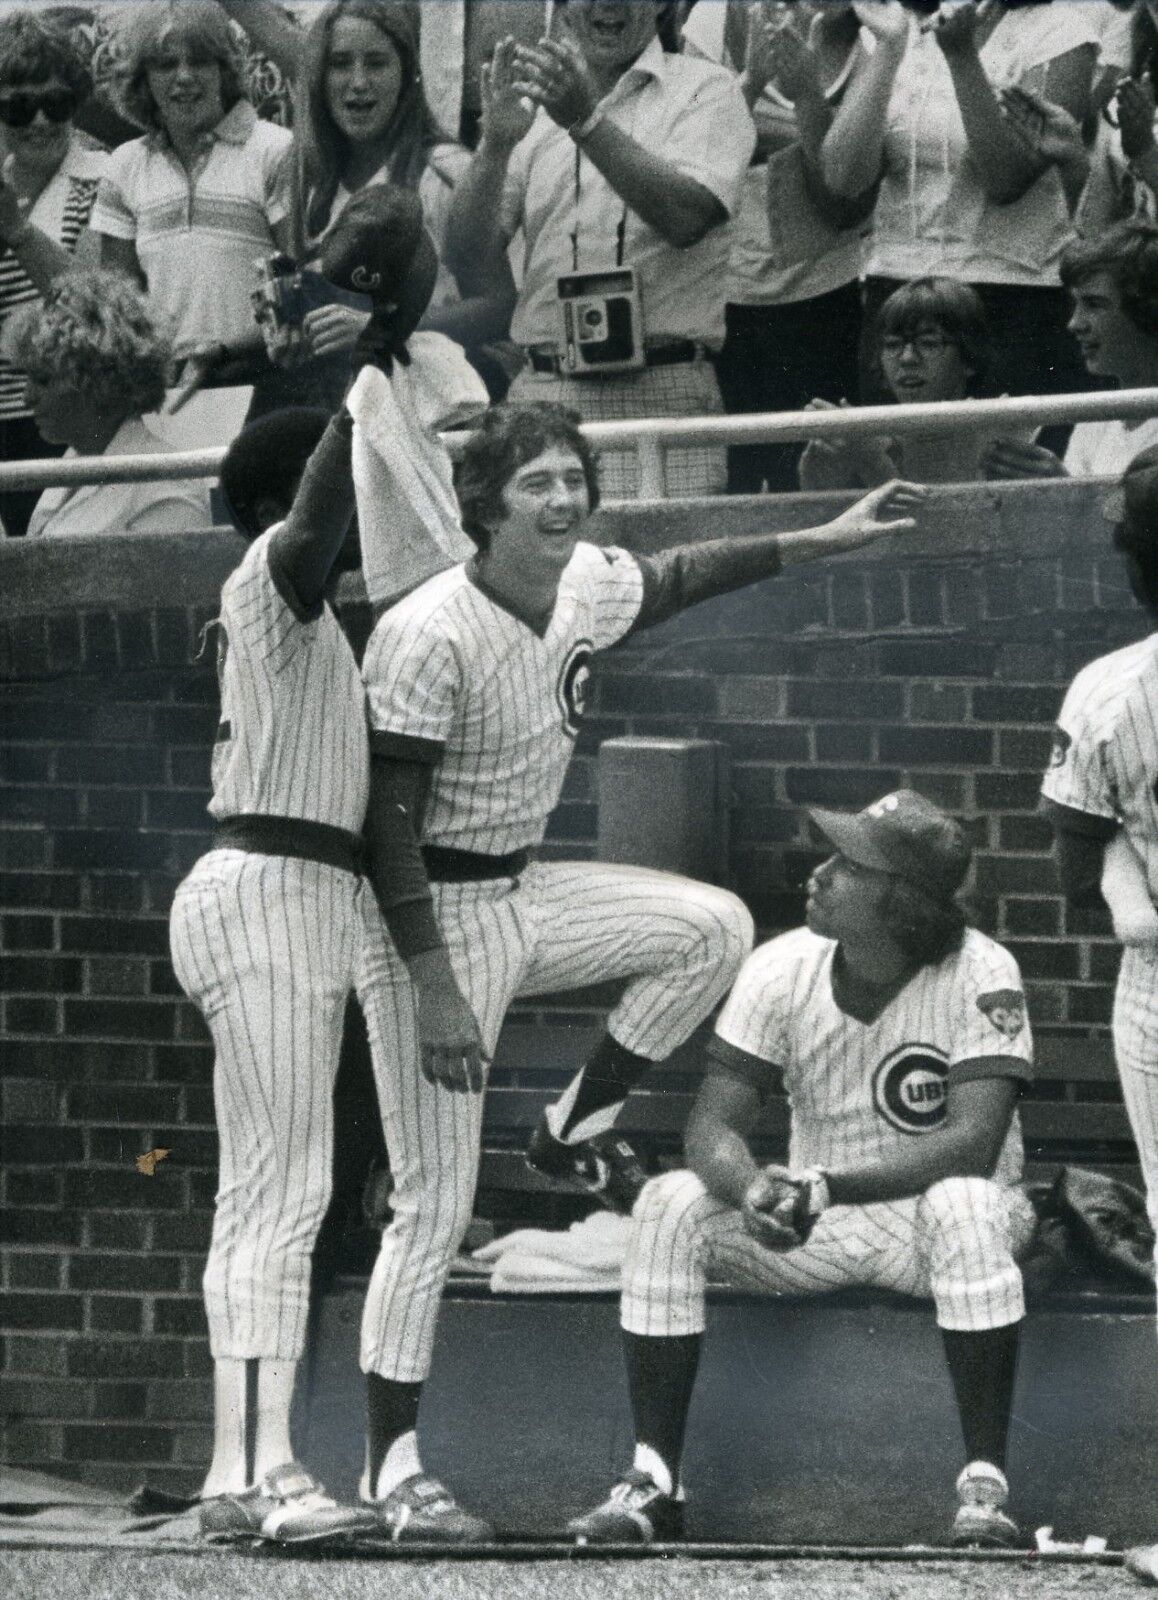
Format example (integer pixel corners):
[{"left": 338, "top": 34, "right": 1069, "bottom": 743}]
[{"left": 0, "top": 9, "right": 106, "bottom": 538}]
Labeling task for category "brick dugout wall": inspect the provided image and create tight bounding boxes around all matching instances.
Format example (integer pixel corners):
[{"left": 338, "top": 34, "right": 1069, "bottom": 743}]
[{"left": 0, "top": 479, "right": 1138, "bottom": 1492}]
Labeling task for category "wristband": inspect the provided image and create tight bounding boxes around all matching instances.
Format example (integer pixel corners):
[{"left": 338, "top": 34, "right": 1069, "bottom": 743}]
[
  {"left": 794, "top": 1167, "right": 830, "bottom": 1218},
  {"left": 568, "top": 105, "right": 604, "bottom": 143}
]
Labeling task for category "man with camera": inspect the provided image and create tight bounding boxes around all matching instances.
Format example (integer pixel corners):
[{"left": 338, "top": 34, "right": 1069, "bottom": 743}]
[{"left": 444, "top": 0, "right": 755, "bottom": 499}]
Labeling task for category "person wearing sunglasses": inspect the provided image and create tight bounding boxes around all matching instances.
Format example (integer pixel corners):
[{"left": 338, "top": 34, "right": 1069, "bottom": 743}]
[
  {"left": 798, "top": 276, "right": 998, "bottom": 490},
  {"left": 0, "top": 8, "right": 107, "bottom": 539}
]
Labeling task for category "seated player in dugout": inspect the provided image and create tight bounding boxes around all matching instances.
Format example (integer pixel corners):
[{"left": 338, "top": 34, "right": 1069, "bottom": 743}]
[
  {"left": 569, "top": 792, "right": 1038, "bottom": 1550},
  {"left": 1039, "top": 446, "right": 1158, "bottom": 1589},
  {"left": 352, "top": 410, "right": 924, "bottom": 1540}
]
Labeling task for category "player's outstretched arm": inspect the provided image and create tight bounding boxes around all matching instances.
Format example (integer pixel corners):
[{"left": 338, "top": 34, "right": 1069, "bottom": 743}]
[
  {"left": 270, "top": 407, "right": 357, "bottom": 612},
  {"left": 363, "top": 755, "right": 487, "bottom": 1094},
  {"left": 630, "top": 481, "right": 926, "bottom": 630},
  {"left": 1100, "top": 831, "right": 1158, "bottom": 946}
]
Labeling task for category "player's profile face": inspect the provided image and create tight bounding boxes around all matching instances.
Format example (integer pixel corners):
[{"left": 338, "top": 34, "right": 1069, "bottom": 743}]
[
  {"left": 805, "top": 852, "right": 893, "bottom": 944},
  {"left": 489, "top": 445, "right": 592, "bottom": 572}
]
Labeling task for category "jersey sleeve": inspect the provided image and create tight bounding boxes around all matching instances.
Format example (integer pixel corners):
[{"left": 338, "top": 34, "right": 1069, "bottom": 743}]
[
  {"left": 573, "top": 544, "right": 646, "bottom": 650},
  {"left": 362, "top": 608, "right": 460, "bottom": 760},
  {"left": 1040, "top": 669, "right": 1120, "bottom": 828},
  {"left": 710, "top": 938, "right": 796, "bottom": 1085},
  {"left": 950, "top": 938, "right": 1034, "bottom": 1086}
]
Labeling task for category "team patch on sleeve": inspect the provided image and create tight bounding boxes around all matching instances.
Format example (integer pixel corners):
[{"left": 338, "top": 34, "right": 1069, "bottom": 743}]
[
  {"left": 1048, "top": 725, "right": 1072, "bottom": 769},
  {"left": 976, "top": 989, "right": 1026, "bottom": 1039}
]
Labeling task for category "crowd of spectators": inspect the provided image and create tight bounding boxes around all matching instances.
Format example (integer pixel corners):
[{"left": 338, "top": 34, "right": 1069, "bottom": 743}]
[{"left": 3, "top": 0, "right": 1158, "bottom": 534}]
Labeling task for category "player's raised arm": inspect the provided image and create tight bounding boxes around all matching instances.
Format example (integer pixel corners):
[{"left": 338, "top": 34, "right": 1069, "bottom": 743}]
[
  {"left": 270, "top": 407, "right": 357, "bottom": 613},
  {"left": 630, "top": 481, "right": 927, "bottom": 630}
]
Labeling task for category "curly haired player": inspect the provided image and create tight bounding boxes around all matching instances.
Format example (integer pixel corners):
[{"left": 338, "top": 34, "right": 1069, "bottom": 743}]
[
  {"left": 569, "top": 791, "right": 1037, "bottom": 1549},
  {"left": 351, "top": 406, "right": 924, "bottom": 1540}
]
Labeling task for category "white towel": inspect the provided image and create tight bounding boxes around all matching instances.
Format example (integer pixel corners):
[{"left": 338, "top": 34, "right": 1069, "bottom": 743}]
[
  {"left": 348, "top": 332, "right": 487, "bottom": 606},
  {"left": 472, "top": 1212, "right": 631, "bottom": 1294}
]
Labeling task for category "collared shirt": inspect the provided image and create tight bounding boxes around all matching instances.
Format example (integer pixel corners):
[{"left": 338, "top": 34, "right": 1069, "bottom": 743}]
[
  {"left": 91, "top": 100, "right": 291, "bottom": 351},
  {"left": 499, "top": 35, "right": 755, "bottom": 349},
  {"left": 26, "top": 414, "right": 212, "bottom": 538},
  {"left": 0, "top": 131, "right": 107, "bottom": 420}
]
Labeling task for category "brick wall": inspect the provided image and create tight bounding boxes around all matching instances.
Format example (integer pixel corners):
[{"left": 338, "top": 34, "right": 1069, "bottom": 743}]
[{"left": 0, "top": 480, "right": 1139, "bottom": 1491}]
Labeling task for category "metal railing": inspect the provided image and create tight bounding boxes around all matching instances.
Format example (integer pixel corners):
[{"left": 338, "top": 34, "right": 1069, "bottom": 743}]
[{"left": 3, "top": 386, "right": 1157, "bottom": 502}]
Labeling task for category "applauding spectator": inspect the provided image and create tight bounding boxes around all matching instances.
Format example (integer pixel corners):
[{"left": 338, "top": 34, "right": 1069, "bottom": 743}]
[
  {"left": 986, "top": 220, "right": 1158, "bottom": 481},
  {"left": 799, "top": 277, "right": 997, "bottom": 490},
  {"left": 824, "top": 0, "right": 1099, "bottom": 403},
  {"left": 1081, "top": 3, "right": 1158, "bottom": 232},
  {"left": 683, "top": 2, "right": 869, "bottom": 494},
  {"left": 0, "top": 8, "right": 107, "bottom": 539},
  {"left": 2, "top": 269, "right": 212, "bottom": 538},
  {"left": 444, "top": 0, "right": 755, "bottom": 499},
  {"left": 91, "top": 1, "right": 292, "bottom": 409}
]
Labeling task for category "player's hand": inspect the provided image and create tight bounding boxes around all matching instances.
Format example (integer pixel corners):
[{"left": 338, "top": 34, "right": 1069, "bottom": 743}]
[
  {"left": 480, "top": 36, "right": 536, "bottom": 150},
  {"left": 742, "top": 1164, "right": 810, "bottom": 1252},
  {"left": 512, "top": 35, "right": 598, "bottom": 131},
  {"left": 821, "top": 479, "right": 926, "bottom": 550},
  {"left": 410, "top": 958, "right": 488, "bottom": 1094},
  {"left": 302, "top": 303, "right": 372, "bottom": 359},
  {"left": 982, "top": 437, "right": 1068, "bottom": 480},
  {"left": 1115, "top": 74, "right": 1158, "bottom": 162}
]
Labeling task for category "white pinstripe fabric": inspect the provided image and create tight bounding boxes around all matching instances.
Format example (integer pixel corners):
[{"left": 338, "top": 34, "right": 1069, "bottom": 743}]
[
  {"left": 621, "top": 1169, "right": 1036, "bottom": 1338},
  {"left": 170, "top": 851, "right": 364, "bottom": 1360},
  {"left": 356, "top": 860, "right": 754, "bottom": 1381},
  {"left": 1043, "top": 634, "right": 1158, "bottom": 1291},
  {"left": 505, "top": 361, "right": 727, "bottom": 500}
]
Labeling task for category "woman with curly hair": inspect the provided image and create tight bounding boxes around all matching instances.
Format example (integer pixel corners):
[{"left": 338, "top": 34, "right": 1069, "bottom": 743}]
[
  {"left": 2, "top": 270, "right": 212, "bottom": 537},
  {"left": 90, "top": 0, "right": 292, "bottom": 400},
  {"left": 0, "top": 7, "right": 107, "bottom": 538}
]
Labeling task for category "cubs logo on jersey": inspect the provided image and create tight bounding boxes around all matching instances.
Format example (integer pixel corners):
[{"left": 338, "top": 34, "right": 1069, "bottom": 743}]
[
  {"left": 873, "top": 1044, "right": 949, "bottom": 1133},
  {"left": 557, "top": 640, "right": 594, "bottom": 739},
  {"left": 977, "top": 988, "right": 1026, "bottom": 1039}
]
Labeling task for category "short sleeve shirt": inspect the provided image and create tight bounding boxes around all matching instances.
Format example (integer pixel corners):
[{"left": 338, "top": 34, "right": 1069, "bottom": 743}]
[
  {"left": 500, "top": 35, "right": 755, "bottom": 348},
  {"left": 91, "top": 101, "right": 291, "bottom": 350},
  {"left": 1042, "top": 634, "right": 1158, "bottom": 894},
  {"left": 362, "top": 542, "right": 645, "bottom": 853},
  {"left": 210, "top": 527, "right": 369, "bottom": 835},
  {"left": 710, "top": 926, "right": 1032, "bottom": 1186}
]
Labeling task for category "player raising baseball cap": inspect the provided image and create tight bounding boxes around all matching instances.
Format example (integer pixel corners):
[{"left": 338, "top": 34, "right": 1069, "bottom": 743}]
[
  {"left": 318, "top": 183, "right": 438, "bottom": 360},
  {"left": 808, "top": 789, "right": 972, "bottom": 905}
]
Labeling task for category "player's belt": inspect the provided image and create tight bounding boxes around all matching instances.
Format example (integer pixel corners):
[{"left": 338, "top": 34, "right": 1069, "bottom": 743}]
[
  {"left": 421, "top": 845, "right": 529, "bottom": 882},
  {"left": 525, "top": 339, "right": 706, "bottom": 375},
  {"left": 214, "top": 814, "right": 364, "bottom": 876}
]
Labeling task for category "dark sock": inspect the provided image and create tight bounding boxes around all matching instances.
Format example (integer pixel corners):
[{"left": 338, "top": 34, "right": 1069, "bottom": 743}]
[
  {"left": 623, "top": 1331, "right": 701, "bottom": 1491},
  {"left": 244, "top": 1357, "right": 259, "bottom": 1486},
  {"left": 558, "top": 1034, "right": 653, "bottom": 1141},
  {"left": 366, "top": 1373, "right": 423, "bottom": 1493},
  {"left": 941, "top": 1322, "right": 1020, "bottom": 1471}
]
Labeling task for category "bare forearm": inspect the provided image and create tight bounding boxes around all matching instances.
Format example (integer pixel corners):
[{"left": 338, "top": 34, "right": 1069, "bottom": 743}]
[
  {"left": 444, "top": 142, "right": 513, "bottom": 280},
  {"left": 572, "top": 120, "right": 723, "bottom": 248},
  {"left": 686, "top": 1121, "right": 759, "bottom": 1208},
  {"left": 945, "top": 49, "right": 1044, "bottom": 202},
  {"left": 821, "top": 42, "right": 901, "bottom": 197},
  {"left": 1, "top": 222, "right": 72, "bottom": 295},
  {"left": 422, "top": 289, "right": 517, "bottom": 346},
  {"left": 827, "top": 1131, "right": 997, "bottom": 1206}
]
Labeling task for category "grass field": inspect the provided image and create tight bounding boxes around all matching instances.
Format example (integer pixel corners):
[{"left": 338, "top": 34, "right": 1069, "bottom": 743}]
[{"left": 0, "top": 1549, "right": 1138, "bottom": 1600}]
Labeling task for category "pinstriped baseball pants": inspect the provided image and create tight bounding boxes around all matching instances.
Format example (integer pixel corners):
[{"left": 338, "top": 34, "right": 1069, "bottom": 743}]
[
  {"left": 170, "top": 849, "right": 364, "bottom": 1362},
  {"left": 357, "top": 859, "right": 754, "bottom": 1382},
  {"left": 1113, "top": 947, "right": 1158, "bottom": 1286},
  {"left": 621, "top": 1171, "right": 1036, "bottom": 1338}
]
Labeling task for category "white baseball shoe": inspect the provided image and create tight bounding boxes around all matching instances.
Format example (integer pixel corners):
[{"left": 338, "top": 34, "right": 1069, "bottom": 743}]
[
  {"left": 200, "top": 1461, "right": 371, "bottom": 1545},
  {"left": 951, "top": 1461, "right": 1020, "bottom": 1548}
]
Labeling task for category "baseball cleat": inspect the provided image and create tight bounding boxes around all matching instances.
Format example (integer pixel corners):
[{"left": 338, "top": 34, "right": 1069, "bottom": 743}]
[
  {"left": 525, "top": 1117, "right": 648, "bottom": 1214},
  {"left": 567, "top": 1469, "right": 684, "bottom": 1545},
  {"left": 200, "top": 1461, "right": 371, "bottom": 1546},
  {"left": 361, "top": 1472, "right": 494, "bottom": 1543},
  {"left": 951, "top": 1461, "right": 1020, "bottom": 1548},
  {"left": 1126, "top": 1544, "right": 1158, "bottom": 1584}
]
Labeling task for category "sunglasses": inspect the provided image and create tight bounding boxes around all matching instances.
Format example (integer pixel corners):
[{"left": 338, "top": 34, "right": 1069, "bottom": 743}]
[{"left": 0, "top": 87, "right": 77, "bottom": 129}]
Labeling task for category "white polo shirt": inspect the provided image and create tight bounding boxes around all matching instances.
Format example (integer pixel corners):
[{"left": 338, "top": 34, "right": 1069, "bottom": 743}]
[
  {"left": 26, "top": 415, "right": 212, "bottom": 538},
  {"left": 91, "top": 101, "right": 290, "bottom": 352},
  {"left": 499, "top": 35, "right": 754, "bottom": 350}
]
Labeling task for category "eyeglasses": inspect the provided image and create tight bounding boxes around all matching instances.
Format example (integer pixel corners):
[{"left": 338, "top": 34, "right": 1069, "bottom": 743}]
[
  {"left": 0, "top": 87, "right": 78, "bottom": 129},
  {"left": 880, "top": 333, "right": 954, "bottom": 359}
]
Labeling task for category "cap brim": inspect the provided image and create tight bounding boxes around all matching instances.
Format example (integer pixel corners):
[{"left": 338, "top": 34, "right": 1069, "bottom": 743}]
[{"left": 808, "top": 807, "right": 896, "bottom": 874}]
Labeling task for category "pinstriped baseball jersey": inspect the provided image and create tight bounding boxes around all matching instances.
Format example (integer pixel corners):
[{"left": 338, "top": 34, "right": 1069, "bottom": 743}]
[
  {"left": 209, "top": 526, "right": 369, "bottom": 834},
  {"left": 711, "top": 927, "right": 1032, "bottom": 1186},
  {"left": 361, "top": 541, "right": 644, "bottom": 853},
  {"left": 1041, "top": 633, "right": 1158, "bottom": 890}
]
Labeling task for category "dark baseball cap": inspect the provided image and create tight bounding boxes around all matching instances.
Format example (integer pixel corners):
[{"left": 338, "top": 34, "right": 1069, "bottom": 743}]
[
  {"left": 317, "top": 183, "right": 438, "bottom": 341},
  {"left": 1102, "top": 442, "right": 1158, "bottom": 532},
  {"left": 808, "top": 790, "right": 972, "bottom": 903}
]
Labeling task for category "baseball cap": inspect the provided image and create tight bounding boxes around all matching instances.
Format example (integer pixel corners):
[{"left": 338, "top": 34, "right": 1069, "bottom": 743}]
[
  {"left": 317, "top": 184, "right": 438, "bottom": 343},
  {"left": 808, "top": 790, "right": 971, "bottom": 903},
  {"left": 1102, "top": 442, "right": 1158, "bottom": 532}
]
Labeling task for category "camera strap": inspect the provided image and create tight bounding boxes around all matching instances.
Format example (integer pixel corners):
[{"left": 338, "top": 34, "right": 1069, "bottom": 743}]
[{"left": 569, "top": 116, "right": 632, "bottom": 272}]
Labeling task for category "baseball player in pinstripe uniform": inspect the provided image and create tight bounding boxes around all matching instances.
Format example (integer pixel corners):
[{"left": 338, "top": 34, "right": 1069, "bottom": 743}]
[
  {"left": 1039, "top": 446, "right": 1158, "bottom": 1588},
  {"left": 569, "top": 791, "right": 1037, "bottom": 1548},
  {"left": 352, "top": 400, "right": 924, "bottom": 1540}
]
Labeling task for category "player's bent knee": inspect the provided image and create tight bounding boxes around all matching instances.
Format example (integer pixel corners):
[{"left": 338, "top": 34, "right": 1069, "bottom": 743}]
[{"left": 634, "top": 1168, "right": 709, "bottom": 1230}]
